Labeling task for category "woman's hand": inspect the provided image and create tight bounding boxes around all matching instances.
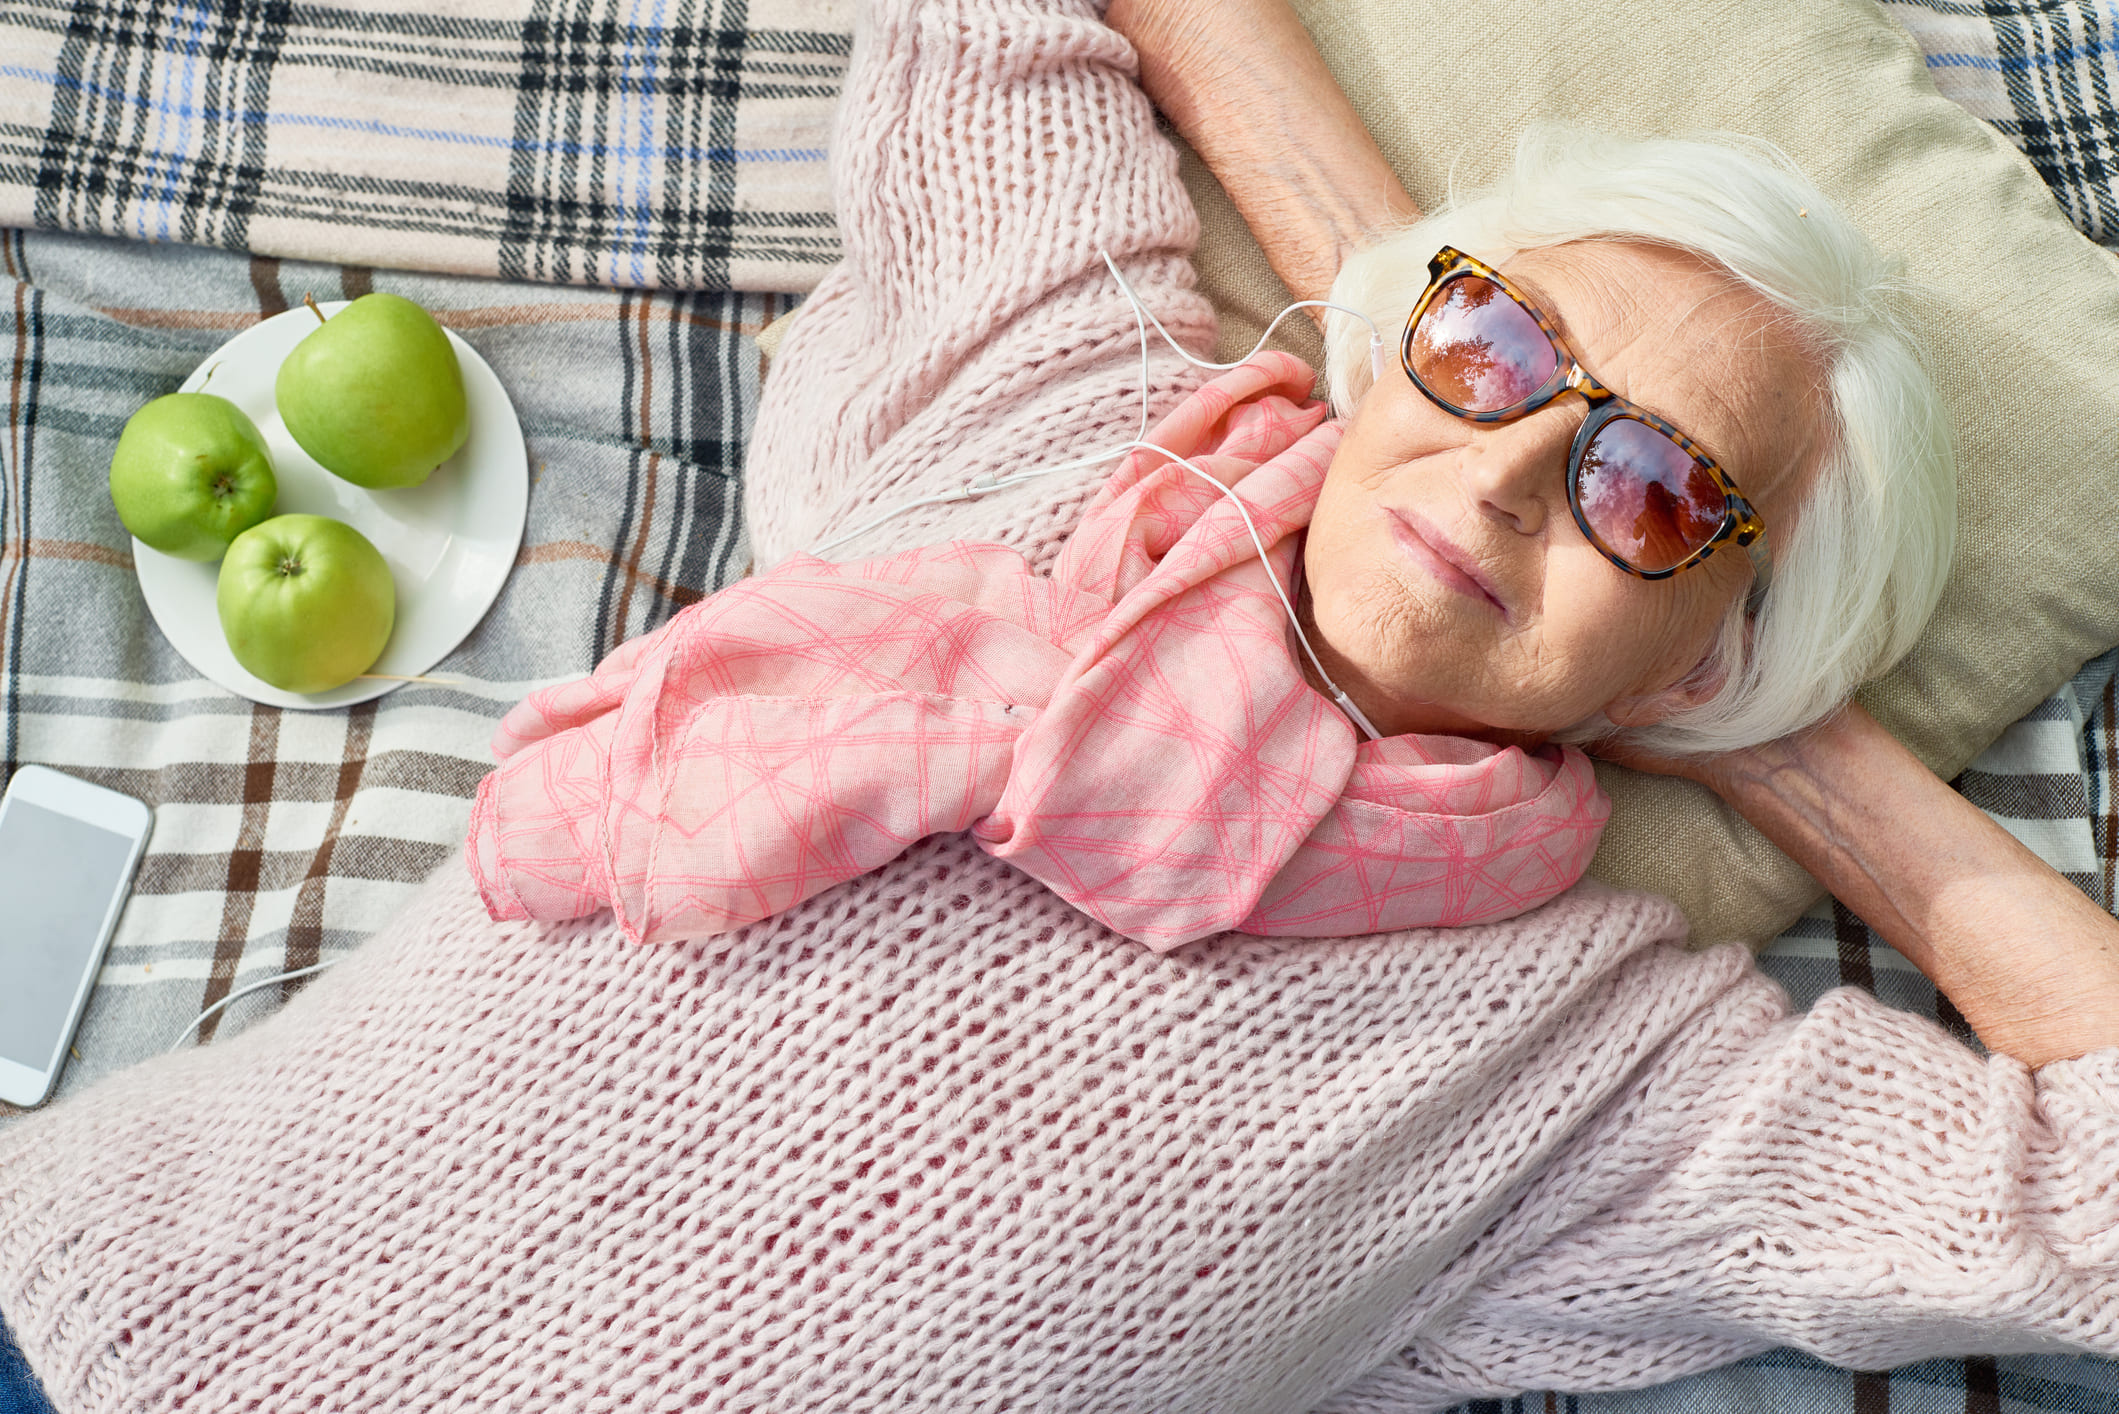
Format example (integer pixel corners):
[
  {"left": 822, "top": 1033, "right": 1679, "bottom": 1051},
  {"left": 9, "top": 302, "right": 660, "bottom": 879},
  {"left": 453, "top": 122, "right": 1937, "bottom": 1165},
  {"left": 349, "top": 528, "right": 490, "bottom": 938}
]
[
  {"left": 1597, "top": 706, "right": 2119, "bottom": 1068},
  {"left": 1107, "top": 0, "right": 1420, "bottom": 313}
]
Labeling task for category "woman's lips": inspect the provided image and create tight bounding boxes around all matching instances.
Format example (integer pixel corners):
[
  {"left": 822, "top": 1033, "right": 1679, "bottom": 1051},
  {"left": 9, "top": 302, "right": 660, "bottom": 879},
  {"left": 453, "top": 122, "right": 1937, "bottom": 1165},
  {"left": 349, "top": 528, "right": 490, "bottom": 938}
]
[{"left": 1387, "top": 508, "right": 1508, "bottom": 619}]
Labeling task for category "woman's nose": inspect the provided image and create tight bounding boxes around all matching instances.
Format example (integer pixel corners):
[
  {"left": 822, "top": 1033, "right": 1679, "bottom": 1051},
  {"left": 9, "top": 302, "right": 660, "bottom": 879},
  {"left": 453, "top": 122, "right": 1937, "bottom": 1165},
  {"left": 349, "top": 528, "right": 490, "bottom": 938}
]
[{"left": 1456, "top": 401, "right": 1582, "bottom": 535}]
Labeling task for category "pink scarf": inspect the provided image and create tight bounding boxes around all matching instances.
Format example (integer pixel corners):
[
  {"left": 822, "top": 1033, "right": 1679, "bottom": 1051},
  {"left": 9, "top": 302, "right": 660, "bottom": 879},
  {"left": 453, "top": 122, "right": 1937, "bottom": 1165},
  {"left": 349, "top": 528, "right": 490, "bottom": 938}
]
[{"left": 466, "top": 354, "right": 1608, "bottom": 950}]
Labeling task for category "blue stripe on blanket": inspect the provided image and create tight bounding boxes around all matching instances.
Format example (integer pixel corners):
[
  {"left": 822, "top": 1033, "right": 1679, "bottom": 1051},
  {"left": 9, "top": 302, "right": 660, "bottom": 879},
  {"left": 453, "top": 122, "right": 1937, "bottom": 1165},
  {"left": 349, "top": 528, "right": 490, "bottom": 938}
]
[
  {"left": 1, "top": 66, "right": 828, "bottom": 161},
  {"left": 1923, "top": 40, "right": 2119, "bottom": 72}
]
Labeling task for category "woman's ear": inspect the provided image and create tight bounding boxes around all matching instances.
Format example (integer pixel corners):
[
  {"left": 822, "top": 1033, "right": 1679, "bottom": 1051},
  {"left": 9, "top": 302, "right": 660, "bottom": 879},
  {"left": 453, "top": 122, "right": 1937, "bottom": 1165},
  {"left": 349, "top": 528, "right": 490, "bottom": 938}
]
[
  {"left": 1607, "top": 611, "right": 1751, "bottom": 729},
  {"left": 1604, "top": 656, "right": 1731, "bottom": 729},
  {"left": 1601, "top": 692, "right": 1668, "bottom": 729}
]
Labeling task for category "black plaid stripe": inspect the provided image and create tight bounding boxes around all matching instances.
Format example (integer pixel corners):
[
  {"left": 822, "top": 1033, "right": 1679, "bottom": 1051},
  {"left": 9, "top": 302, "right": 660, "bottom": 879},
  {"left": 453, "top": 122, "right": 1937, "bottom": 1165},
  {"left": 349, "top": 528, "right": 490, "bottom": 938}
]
[
  {"left": 2091, "top": 670, "right": 2119, "bottom": 908},
  {"left": 1893, "top": 0, "right": 2119, "bottom": 246},
  {"left": 30, "top": 0, "right": 290, "bottom": 253},
  {"left": 497, "top": 0, "right": 844, "bottom": 286},
  {"left": 631, "top": 287, "right": 752, "bottom": 632},
  {"left": 1987, "top": 1, "right": 2119, "bottom": 243},
  {"left": 592, "top": 285, "right": 753, "bottom": 657},
  {"left": 494, "top": 0, "right": 846, "bottom": 286}
]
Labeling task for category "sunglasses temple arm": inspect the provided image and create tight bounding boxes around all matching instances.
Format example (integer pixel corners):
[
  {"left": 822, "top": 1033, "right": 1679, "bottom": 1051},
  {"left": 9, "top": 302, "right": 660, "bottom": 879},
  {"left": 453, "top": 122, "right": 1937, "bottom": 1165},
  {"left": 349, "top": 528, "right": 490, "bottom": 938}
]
[{"left": 1744, "top": 535, "right": 1774, "bottom": 613}]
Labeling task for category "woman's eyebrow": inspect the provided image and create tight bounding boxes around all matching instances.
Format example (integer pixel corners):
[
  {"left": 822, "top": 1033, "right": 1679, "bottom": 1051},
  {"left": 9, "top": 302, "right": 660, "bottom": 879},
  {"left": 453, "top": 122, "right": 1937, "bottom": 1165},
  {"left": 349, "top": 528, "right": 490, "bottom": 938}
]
[{"left": 1500, "top": 268, "right": 1581, "bottom": 350}]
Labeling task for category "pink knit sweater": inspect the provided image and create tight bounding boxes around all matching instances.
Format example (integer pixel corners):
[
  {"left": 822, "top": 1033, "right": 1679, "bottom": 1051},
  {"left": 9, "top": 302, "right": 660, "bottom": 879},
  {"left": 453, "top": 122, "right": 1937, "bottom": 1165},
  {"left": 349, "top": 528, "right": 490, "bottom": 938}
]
[{"left": 0, "top": 2, "right": 2112, "bottom": 1410}]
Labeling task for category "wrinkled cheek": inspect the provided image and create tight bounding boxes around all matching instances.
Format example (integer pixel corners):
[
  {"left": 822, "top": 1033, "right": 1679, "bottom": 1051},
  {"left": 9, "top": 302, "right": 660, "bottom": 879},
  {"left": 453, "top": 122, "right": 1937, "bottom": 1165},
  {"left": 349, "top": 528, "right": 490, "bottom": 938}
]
[
  {"left": 1313, "top": 562, "right": 1430, "bottom": 680},
  {"left": 1521, "top": 607, "right": 1677, "bottom": 730}
]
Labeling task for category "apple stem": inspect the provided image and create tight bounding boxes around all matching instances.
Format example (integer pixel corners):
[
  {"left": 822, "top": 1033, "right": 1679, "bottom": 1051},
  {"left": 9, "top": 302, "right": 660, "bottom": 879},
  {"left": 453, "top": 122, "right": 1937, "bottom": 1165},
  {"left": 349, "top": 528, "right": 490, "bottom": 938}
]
[{"left": 303, "top": 292, "right": 325, "bottom": 324}]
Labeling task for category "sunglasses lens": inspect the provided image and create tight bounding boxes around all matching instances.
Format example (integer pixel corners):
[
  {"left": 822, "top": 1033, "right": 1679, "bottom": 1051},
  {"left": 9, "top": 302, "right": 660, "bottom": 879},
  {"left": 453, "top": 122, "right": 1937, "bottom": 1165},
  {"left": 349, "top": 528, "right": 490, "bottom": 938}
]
[
  {"left": 1576, "top": 416, "right": 1729, "bottom": 574},
  {"left": 1407, "top": 274, "right": 1560, "bottom": 413}
]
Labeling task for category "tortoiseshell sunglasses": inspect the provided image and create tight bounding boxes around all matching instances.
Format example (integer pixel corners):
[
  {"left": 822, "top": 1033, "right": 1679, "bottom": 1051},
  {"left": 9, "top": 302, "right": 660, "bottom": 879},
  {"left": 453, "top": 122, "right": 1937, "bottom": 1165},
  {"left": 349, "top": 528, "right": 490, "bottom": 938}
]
[{"left": 1400, "top": 246, "right": 1771, "bottom": 587}]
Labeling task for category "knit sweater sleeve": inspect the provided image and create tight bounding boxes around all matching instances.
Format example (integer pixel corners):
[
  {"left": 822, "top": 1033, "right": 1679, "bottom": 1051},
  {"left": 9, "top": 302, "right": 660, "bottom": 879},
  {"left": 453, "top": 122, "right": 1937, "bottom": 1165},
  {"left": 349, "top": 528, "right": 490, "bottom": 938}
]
[
  {"left": 1356, "top": 982, "right": 2119, "bottom": 1405},
  {"left": 742, "top": 0, "right": 1215, "bottom": 574}
]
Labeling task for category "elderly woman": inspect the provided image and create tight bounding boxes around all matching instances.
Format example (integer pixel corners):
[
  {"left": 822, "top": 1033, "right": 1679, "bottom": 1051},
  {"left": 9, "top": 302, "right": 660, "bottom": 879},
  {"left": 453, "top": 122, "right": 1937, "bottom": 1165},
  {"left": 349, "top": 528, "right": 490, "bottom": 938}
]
[{"left": 0, "top": 0, "right": 2114, "bottom": 1409}]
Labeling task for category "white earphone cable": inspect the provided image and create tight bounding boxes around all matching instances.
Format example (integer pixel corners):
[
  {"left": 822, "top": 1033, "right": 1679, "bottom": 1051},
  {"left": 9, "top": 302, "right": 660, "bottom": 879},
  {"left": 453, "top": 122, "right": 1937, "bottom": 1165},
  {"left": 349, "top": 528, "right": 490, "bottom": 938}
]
[
  {"left": 1098, "top": 251, "right": 1386, "bottom": 386},
  {"left": 167, "top": 958, "right": 341, "bottom": 1053},
  {"left": 808, "top": 252, "right": 1385, "bottom": 740},
  {"left": 1119, "top": 437, "right": 1385, "bottom": 740}
]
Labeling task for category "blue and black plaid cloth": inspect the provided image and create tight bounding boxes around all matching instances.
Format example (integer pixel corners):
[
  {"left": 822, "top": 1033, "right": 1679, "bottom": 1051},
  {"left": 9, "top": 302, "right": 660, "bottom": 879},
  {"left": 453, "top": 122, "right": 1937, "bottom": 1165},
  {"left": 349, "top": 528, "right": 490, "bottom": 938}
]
[{"left": 0, "top": 0, "right": 849, "bottom": 291}]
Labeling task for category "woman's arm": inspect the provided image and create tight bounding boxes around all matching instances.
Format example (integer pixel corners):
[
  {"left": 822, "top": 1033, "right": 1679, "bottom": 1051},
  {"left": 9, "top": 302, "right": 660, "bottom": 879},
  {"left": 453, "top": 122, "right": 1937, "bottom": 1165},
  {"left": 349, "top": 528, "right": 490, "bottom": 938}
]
[
  {"left": 1638, "top": 704, "right": 2119, "bottom": 1069},
  {"left": 744, "top": 0, "right": 1214, "bottom": 572},
  {"left": 1378, "top": 977, "right": 2119, "bottom": 1401},
  {"left": 1357, "top": 719, "right": 2119, "bottom": 1397},
  {"left": 1106, "top": 0, "right": 1420, "bottom": 311}
]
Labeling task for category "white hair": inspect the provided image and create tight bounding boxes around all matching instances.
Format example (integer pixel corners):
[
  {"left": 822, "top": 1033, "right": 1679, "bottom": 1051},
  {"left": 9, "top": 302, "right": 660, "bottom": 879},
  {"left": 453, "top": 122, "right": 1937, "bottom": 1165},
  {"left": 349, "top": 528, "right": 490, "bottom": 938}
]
[{"left": 1321, "top": 125, "right": 1956, "bottom": 756}]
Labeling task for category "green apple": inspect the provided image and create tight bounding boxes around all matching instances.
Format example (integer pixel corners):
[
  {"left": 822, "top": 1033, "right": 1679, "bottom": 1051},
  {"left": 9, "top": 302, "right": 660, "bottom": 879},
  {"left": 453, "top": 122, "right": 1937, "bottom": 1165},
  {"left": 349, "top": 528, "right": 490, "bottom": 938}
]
[
  {"left": 275, "top": 293, "right": 469, "bottom": 489},
  {"left": 218, "top": 514, "right": 396, "bottom": 694},
  {"left": 109, "top": 393, "right": 278, "bottom": 561}
]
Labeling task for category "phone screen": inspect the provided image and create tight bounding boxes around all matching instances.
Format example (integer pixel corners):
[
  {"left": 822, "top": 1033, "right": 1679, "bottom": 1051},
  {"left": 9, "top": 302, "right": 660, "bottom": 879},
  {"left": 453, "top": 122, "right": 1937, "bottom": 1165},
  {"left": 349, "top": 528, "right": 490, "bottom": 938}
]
[{"left": 0, "top": 799, "right": 142, "bottom": 1069}]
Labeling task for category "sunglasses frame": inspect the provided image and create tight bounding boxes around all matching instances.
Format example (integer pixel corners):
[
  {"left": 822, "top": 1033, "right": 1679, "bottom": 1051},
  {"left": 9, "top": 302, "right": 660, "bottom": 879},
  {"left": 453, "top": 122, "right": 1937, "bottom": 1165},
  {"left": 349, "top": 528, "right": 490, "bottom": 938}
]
[{"left": 1399, "top": 245, "right": 1770, "bottom": 586}]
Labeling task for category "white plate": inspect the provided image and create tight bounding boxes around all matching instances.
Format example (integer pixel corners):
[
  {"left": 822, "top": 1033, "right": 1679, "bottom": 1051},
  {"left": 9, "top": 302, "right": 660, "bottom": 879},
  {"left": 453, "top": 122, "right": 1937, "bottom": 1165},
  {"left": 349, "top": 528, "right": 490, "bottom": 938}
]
[{"left": 133, "top": 301, "right": 528, "bottom": 709}]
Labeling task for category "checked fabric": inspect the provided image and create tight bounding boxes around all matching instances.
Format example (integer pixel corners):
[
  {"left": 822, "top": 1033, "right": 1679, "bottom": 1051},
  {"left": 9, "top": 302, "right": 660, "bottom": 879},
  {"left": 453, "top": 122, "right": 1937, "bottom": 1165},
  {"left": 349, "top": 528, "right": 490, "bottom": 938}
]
[
  {"left": 1886, "top": 0, "right": 2119, "bottom": 248},
  {"left": 0, "top": 229, "right": 775, "bottom": 1112},
  {"left": 469, "top": 354, "right": 1605, "bottom": 949},
  {"left": 6, "top": 0, "right": 2119, "bottom": 306},
  {"left": 0, "top": 0, "right": 849, "bottom": 291}
]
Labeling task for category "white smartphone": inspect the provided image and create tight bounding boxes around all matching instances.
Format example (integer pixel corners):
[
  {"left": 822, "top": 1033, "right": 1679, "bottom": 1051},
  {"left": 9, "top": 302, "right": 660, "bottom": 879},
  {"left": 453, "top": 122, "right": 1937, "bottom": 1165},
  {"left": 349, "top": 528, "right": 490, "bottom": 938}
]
[{"left": 0, "top": 764, "right": 153, "bottom": 1108}]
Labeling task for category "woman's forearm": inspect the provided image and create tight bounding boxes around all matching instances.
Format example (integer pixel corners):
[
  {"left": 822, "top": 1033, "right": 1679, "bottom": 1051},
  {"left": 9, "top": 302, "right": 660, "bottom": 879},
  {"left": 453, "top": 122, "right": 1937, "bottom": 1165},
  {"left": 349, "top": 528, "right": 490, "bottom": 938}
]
[
  {"left": 1697, "top": 704, "right": 2119, "bottom": 1068},
  {"left": 1107, "top": 0, "right": 1419, "bottom": 309}
]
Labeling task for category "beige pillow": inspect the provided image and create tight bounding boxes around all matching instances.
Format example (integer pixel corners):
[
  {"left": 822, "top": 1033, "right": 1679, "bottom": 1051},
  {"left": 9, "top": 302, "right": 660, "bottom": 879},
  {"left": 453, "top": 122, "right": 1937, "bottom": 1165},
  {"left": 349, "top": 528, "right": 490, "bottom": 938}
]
[{"left": 1182, "top": 0, "right": 2119, "bottom": 946}]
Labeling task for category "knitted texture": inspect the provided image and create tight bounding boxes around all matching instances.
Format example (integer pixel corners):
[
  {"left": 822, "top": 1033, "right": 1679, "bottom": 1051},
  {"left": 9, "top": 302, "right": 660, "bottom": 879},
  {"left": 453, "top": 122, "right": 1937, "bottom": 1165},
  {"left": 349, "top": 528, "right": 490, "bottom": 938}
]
[
  {"left": 470, "top": 354, "right": 1607, "bottom": 950},
  {"left": 742, "top": 0, "right": 1213, "bottom": 573},
  {"left": 0, "top": 1, "right": 2113, "bottom": 1409},
  {"left": 2, "top": 848, "right": 2114, "bottom": 1412}
]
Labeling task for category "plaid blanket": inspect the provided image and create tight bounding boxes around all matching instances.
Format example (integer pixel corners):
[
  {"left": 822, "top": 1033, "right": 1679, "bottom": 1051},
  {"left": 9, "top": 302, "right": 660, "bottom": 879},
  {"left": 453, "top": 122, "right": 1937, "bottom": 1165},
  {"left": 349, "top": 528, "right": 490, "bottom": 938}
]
[
  {"left": 0, "top": 229, "right": 774, "bottom": 1103},
  {"left": 0, "top": 0, "right": 849, "bottom": 292},
  {"left": 1885, "top": 0, "right": 2119, "bottom": 247},
  {"left": 5, "top": 0, "right": 2113, "bottom": 305},
  {"left": 3, "top": 0, "right": 2119, "bottom": 1410}
]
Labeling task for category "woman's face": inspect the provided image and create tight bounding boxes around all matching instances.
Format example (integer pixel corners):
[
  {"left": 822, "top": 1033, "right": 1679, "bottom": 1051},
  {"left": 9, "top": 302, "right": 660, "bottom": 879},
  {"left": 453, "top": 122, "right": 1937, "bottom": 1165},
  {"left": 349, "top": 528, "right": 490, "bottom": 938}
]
[{"left": 1303, "top": 240, "right": 1827, "bottom": 743}]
